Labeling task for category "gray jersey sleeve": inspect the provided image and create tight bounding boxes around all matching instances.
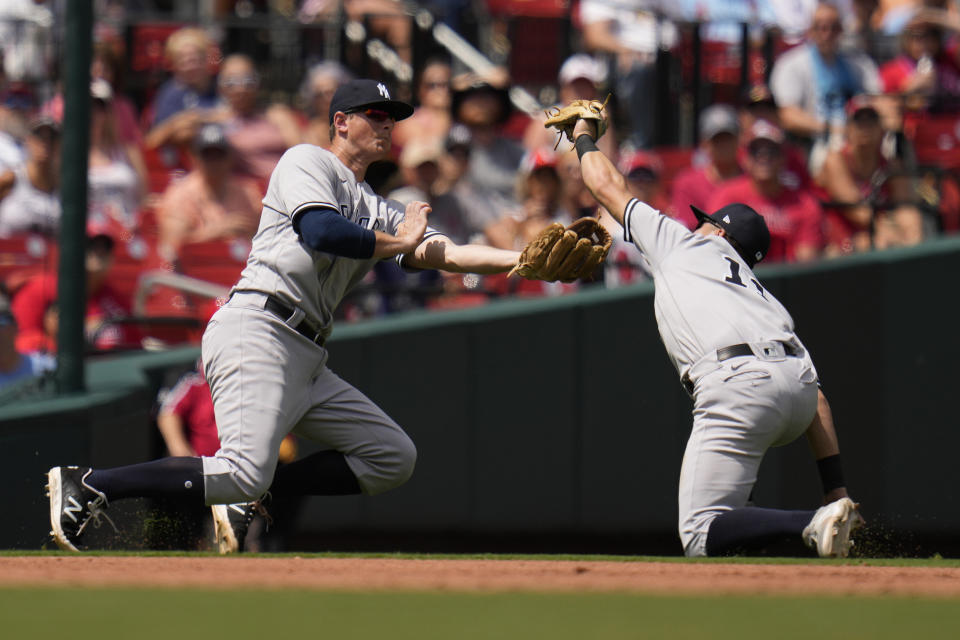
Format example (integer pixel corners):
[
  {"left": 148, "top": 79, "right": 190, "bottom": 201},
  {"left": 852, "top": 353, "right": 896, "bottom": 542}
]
[
  {"left": 623, "top": 198, "right": 692, "bottom": 269},
  {"left": 266, "top": 145, "right": 342, "bottom": 221}
]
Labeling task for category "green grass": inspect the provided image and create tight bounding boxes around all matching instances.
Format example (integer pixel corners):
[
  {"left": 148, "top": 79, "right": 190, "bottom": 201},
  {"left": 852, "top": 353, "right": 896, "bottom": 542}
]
[{"left": 2, "top": 587, "right": 960, "bottom": 640}]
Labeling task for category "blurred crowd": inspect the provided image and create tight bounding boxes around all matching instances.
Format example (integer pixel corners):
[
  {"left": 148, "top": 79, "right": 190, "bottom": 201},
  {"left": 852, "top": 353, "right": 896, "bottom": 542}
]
[{"left": 2, "top": 0, "right": 960, "bottom": 378}]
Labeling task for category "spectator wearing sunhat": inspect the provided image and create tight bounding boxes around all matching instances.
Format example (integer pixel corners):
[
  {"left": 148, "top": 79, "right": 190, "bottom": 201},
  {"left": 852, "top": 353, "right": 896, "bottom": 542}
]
[
  {"left": 671, "top": 104, "right": 743, "bottom": 230},
  {"left": 706, "top": 120, "right": 825, "bottom": 263},
  {"left": 0, "top": 115, "right": 60, "bottom": 237},
  {"left": 156, "top": 122, "right": 263, "bottom": 262},
  {"left": 451, "top": 73, "right": 524, "bottom": 214},
  {"left": 523, "top": 53, "right": 618, "bottom": 160}
]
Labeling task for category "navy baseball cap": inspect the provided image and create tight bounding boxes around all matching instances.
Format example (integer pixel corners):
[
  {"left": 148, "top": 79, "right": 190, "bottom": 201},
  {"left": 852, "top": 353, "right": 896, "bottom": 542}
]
[
  {"left": 690, "top": 203, "right": 771, "bottom": 267},
  {"left": 328, "top": 79, "right": 414, "bottom": 124}
]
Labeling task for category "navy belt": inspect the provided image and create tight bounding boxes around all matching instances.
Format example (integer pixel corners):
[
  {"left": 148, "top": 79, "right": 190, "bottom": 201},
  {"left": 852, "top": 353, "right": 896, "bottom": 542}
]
[{"left": 262, "top": 295, "right": 325, "bottom": 346}]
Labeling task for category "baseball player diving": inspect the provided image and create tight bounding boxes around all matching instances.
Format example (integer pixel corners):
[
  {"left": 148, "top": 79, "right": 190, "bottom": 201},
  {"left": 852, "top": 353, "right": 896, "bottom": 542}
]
[
  {"left": 547, "top": 102, "right": 864, "bottom": 556},
  {"left": 46, "top": 79, "right": 527, "bottom": 553}
]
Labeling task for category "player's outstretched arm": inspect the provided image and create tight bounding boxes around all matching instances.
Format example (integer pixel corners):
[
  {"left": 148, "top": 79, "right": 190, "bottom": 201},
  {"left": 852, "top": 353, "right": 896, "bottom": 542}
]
[
  {"left": 572, "top": 119, "right": 634, "bottom": 227},
  {"left": 404, "top": 234, "right": 520, "bottom": 274},
  {"left": 805, "top": 388, "right": 850, "bottom": 504}
]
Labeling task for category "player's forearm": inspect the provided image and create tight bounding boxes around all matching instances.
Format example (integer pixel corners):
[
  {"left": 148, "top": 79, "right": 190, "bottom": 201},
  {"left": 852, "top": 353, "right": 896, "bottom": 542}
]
[
  {"left": 805, "top": 389, "right": 849, "bottom": 502},
  {"left": 805, "top": 389, "right": 841, "bottom": 459},
  {"left": 373, "top": 230, "right": 422, "bottom": 258},
  {"left": 406, "top": 235, "right": 519, "bottom": 273},
  {"left": 577, "top": 139, "right": 633, "bottom": 227}
]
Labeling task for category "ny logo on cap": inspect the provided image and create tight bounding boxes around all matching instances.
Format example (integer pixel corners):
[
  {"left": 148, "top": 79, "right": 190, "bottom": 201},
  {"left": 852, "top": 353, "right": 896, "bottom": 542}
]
[{"left": 377, "top": 83, "right": 390, "bottom": 99}]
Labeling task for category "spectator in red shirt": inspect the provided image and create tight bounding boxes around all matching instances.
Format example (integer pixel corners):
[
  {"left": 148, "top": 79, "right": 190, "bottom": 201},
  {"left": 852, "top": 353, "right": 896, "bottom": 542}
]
[
  {"left": 738, "top": 83, "right": 812, "bottom": 192},
  {"left": 880, "top": 13, "right": 960, "bottom": 111},
  {"left": 157, "top": 363, "right": 220, "bottom": 457},
  {"left": 707, "top": 121, "right": 825, "bottom": 263},
  {"left": 671, "top": 104, "right": 742, "bottom": 229},
  {"left": 11, "top": 231, "right": 137, "bottom": 353}
]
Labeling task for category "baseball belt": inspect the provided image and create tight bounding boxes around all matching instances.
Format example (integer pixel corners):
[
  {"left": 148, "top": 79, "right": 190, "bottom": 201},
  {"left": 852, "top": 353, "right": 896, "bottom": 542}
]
[
  {"left": 261, "top": 294, "right": 326, "bottom": 346},
  {"left": 681, "top": 341, "right": 800, "bottom": 395},
  {"left": 716, "top": 341, "right": 799, "bottom": 361}
]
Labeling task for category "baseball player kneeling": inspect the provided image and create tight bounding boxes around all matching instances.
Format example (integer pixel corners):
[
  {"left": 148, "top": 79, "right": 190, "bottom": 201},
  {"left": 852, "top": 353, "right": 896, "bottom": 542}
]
[
  {"left": 545, "top": 100, "right": 863, "bottom": 557},
  {"left": 46, "top": 79, "right": 526, "bottom": 553}
]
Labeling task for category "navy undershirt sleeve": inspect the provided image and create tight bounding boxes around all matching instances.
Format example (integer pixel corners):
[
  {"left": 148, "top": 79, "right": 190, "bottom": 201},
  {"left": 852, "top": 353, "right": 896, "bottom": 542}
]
[{"left": 294, "top": 207, "right": 377, "bottom": 259}]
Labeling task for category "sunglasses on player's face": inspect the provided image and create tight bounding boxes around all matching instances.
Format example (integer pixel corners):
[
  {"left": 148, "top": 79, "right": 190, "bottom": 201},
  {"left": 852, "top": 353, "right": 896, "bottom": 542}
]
[{"left": 350, "top": 108, "right": 394, "bottom": 122}]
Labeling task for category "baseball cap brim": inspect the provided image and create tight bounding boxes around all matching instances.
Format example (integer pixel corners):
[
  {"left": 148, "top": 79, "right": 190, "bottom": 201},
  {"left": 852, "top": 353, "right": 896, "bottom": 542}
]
[
  {"left": 344, "top": 99, "right": 414, "bottom": 121},
  {"left": 690, "top": 205, "right": 714, "bottom": 228}
]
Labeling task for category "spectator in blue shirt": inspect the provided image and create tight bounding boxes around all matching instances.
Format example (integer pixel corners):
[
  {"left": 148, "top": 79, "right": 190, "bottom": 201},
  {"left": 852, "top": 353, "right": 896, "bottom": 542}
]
[{"left": 144, "top": 27, "right": 220, "bottom": 152}]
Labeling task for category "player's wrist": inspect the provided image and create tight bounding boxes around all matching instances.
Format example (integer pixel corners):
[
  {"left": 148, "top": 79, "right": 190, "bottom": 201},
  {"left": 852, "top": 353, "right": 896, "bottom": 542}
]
[
  {"left": 575, "top": 134, "right": 599, "bottom": 160},
  {"left": 816, "top": 454, "right": 846, "bottom": 494}
]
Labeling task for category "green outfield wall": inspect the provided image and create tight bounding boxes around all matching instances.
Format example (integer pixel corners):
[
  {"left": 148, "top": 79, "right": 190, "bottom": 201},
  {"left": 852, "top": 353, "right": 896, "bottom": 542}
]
[{"left": 3, "top": 237, "right": 960, "bottom": 552}]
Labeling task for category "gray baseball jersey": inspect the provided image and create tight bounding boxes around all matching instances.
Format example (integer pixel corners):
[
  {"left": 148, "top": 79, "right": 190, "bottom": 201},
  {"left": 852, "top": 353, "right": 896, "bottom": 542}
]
[
  {"left": 622, "top": 198, "right": 820, "bottom": 556},
  {"left": 234, "top": 144, "right": 443, "bottom": 341},
  {"left": 623, "top": 198, "right": 804, "bottom": 378},
  {"left": 201, "top": 144, "right": 434, "bottom": 504}
]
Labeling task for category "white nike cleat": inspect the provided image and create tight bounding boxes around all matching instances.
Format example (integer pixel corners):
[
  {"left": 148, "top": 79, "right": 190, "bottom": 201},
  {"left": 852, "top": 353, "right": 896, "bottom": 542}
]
[{"left": 802, "top": 497, "right": 864, "bottom": 558}]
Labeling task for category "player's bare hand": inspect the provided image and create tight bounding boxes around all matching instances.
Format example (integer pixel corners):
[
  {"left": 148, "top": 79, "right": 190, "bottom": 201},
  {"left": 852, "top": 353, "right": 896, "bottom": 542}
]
[
  {"left": 573, "top": 118, "right": 598, "bottom": 141},
  {"left": 396, "top": 200, "right": 431, "bottom": 252}
]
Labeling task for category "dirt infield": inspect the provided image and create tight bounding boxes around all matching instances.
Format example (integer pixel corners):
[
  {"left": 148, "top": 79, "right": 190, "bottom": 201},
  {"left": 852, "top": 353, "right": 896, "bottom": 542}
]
[{"left": 2, "top": 556, "right": 960, "bottom": 596}]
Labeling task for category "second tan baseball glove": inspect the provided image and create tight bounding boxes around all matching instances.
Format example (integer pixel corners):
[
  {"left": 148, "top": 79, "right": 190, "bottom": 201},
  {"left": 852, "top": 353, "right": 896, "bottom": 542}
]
[
  {"left": 544, "top": 95, "right": 610, "bottom": 148},
  {"left": 509, "top": 217, "right": 612, "bottom": 283}
]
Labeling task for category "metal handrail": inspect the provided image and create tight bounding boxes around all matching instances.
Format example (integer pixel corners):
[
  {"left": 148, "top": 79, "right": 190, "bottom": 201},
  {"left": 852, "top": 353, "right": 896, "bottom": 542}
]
[{"left": 133, "top": 270, "right": 230, "bottom": 316}]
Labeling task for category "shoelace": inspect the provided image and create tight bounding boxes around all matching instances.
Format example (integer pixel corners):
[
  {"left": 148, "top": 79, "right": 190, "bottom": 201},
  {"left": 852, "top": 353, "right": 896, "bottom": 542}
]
[
  {"left": 76, "top": 470, "right": 119, "bottom": 537},
  {"left": 251, "top": 498, "right": 273, "bottom": 530},
  {"left": 75, "top": 494, "right": 118, "bottom": 536}
]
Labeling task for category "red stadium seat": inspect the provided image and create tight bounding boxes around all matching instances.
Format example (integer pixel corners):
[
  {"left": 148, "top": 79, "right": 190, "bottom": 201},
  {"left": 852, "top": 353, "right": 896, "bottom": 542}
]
[
  {"left": 0, "top": 234, "right": 55, "bottom": 293},
  {"left": 176, "top": 238, "right": 252, "bottom": 288},
  {"left": 143, "top": 145, "right": 192, "bottom": 195},
  {"left": 653, "top": 146, "right": 696, "bottom": 189},
  {"left": 904, "top": 113, "right": 960, "bottom": 171}
]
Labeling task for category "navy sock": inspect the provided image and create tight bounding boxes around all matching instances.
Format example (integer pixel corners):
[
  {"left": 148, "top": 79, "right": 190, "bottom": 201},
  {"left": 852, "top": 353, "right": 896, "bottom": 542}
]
[
  {"left": 705, "top": 507, "right": 816, "bottom": 556},
  {"left": 86, "top": 457, "right": 205, "bottom": 505},
  {"left": 269, "top": 451, "right": 361, "bottom": 496}
]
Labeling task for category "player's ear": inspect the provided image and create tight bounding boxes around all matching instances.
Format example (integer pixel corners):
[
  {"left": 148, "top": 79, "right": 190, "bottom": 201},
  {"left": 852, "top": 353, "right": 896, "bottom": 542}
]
[{"left": 333, "top": 111, "right": 349, "bottom": 134}]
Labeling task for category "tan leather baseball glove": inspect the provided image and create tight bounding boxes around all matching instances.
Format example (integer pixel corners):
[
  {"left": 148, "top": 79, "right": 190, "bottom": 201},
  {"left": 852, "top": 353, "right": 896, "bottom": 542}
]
[
  {"left": 509, "top": 217, "right": 612, "bottom": 283},
  {"left": 543, "top": 95, "right": 610, "bottom": 147}
]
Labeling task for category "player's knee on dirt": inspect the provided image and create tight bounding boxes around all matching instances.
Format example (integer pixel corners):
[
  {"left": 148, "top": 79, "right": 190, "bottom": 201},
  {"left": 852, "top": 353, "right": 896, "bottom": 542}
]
[
  {"left": 679, "top": 511, "right": 713, "bottom": 557},
  {"left": 351, "top": 434, "right": 417, "bottom": 496}
]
